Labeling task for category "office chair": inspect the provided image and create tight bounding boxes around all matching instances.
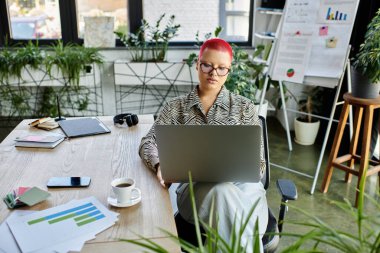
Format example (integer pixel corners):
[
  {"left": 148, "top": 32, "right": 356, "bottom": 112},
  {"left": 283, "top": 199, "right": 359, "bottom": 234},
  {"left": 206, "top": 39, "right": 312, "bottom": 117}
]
[{"left": 174, "top": 116, "right": 298, "bottom": 253}]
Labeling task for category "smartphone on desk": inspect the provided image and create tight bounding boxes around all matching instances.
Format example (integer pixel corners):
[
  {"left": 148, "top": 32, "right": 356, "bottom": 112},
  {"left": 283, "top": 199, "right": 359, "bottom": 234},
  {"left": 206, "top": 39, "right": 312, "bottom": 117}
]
[{"left": 47, "top": 177, "right": 91, "bottom": 188}]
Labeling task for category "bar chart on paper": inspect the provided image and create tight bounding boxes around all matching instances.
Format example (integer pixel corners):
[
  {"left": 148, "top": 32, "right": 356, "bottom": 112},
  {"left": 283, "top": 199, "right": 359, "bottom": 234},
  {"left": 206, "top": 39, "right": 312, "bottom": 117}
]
[
  {"left": 6, "top": 197, "right": 119, "bottom": 253},
  {"left": 27, "top": 202, "right": 106, "bottom": 227}
]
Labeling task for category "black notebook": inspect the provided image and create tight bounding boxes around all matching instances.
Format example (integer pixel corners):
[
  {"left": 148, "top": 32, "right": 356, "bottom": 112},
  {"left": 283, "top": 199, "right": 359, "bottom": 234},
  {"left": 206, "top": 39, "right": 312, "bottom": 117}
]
[{"left": 58, "top": 117, "right": 111, "bottom": 138}]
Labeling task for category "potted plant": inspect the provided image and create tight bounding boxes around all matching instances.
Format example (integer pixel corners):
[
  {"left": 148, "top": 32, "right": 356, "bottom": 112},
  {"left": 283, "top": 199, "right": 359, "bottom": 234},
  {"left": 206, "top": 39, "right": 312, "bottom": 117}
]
[
  {"left": 351, "top": 8, "right": 380, "bottom": 99},
  {"left": 0, "top": 41, "right": 104, "bottom": 117},
  {"left": 114, "top": 14, "right": 191, "bottom": 88},
  {"left": 115, "top": 14, "right": 180, "bottom": 62},
  {"left": 115, "top": 19, "right": 148, "bottom": 62},
  {"left": 45, "top": 41, "right": 104, "bottom": 86},
  {"left": 294, "top": 86, "right": 324, "bottom": 145},
  {"left": 225, "top": 44, "right": 268, "bottom": 117},
  {"left": 0, "top": 41, "right": 44, "bottom": 84}
]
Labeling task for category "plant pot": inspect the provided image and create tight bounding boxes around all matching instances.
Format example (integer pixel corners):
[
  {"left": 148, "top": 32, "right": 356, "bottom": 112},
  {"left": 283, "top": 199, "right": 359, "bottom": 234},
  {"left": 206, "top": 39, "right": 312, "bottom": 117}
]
[
  {"left": 294, "top": 117, "right": 320, "bottom": 145},
  {"left": 351, "top": 66, "right": 380, "bottom": 99},
  {"left": 5, "top": 64, "right": 96, "bottom": 87}
]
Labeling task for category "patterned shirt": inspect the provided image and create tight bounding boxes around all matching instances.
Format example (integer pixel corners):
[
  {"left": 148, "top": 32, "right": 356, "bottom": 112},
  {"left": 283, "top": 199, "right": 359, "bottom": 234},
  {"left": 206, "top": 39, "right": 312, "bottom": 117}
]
[{"left": 139, "top": 85, "right": 265, "bottom": 178}]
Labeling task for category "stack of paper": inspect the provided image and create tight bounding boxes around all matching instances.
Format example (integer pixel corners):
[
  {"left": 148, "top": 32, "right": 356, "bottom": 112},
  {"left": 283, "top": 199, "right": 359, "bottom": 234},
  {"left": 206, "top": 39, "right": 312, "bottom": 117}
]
[
  {"left": 15, "top": 132, "right": 65, "bottom": 149},
  {"left": 1, "top": 197, "right": 119, "bottom": 253}
]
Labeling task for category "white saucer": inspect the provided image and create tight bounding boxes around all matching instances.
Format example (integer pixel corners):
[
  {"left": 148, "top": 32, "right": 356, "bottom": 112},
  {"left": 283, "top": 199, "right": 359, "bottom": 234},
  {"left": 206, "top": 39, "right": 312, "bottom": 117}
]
[{"left": 107, "top": 188, "right": 141, "bottom": 207}]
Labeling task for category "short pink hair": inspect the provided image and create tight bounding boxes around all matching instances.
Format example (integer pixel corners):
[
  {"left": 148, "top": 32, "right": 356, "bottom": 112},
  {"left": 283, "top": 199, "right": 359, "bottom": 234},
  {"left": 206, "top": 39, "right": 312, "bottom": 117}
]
[{"left": 199, "top": 38, "right": 233, "bottom": 61}]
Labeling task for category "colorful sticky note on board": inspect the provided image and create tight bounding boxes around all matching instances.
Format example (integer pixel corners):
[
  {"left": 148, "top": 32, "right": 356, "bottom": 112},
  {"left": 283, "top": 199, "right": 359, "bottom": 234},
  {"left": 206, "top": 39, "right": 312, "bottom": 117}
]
[
  {"left": 18, "top": 187, "right": 51, "bottom": 206},
  {"left": 326, "top": 37, "right": 338, "bottom": 48},
  {"left": 319, "top": 26, "right": 328, "bottom": 36}
]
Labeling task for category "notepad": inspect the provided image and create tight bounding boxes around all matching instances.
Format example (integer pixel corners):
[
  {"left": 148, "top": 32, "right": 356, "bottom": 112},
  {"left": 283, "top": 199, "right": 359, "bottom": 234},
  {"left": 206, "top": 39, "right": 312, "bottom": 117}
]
[
  {"left": 15, "top": 132, "right": 65, "bottom": 148},
  {"left": 18, "top": 187, "right": 51, "bottom": 206},
  {"left": 58, "top": 117, "right": 111, "bottom": 138},
  {"left": 3, "top": 187, "right": 50, "bottom": 209}
]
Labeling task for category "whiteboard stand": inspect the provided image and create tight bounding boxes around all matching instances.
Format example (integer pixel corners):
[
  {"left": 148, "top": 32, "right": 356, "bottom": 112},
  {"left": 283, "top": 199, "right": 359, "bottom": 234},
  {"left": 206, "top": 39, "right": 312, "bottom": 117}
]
[
  {"left": 256, "top": 0, "right": 359, "bottom": 191},
  {"left": 258, "top": 47, "right": 354, "bottom": 187},
  {"left": 310, "top": 59, "right": 353, "bottom": 194},
  {"left": 259, "top": 76, "right": 293, "bottom": 151},
  {"left": 257, "top": 10, "right": 296, "bottom": 150},
  {"left": 279, "top": 80, "right": 293, "bottom": 151}
]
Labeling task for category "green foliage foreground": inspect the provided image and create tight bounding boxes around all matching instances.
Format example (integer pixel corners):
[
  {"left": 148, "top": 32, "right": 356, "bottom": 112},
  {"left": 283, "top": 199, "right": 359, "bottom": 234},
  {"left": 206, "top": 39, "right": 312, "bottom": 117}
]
[
  {"left": 121, "top": 173, "right": 262, "bottom": 253},
  {"left": 120, "top": 169, "right": 380, "bottom": 253},
  {"left": 281, "top": 167, "right": 380, "bottom": 253}
]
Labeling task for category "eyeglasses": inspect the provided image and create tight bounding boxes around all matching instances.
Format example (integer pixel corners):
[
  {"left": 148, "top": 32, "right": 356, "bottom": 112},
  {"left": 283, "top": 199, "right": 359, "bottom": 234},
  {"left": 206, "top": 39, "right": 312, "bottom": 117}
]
[{"left": 199, "top": 63, "right": 230, "bottom": 76}]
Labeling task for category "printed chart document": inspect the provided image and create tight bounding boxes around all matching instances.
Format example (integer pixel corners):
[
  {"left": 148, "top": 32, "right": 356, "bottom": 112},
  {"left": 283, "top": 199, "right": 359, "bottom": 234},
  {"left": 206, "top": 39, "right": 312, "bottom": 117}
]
[
  {"left": 271, "top": 24, "right": 314, "bottom": 83},
  {"left": 271, "top": 0, "right": 318, "bottom": 83},
  {"left": 0, "top": 211, "right": 35, "bottom": 253},
  {"left": 306, "top": 0, "right": 359, "bottom": 78},
  {"left": 6, "top": 197, "right": 119, "bottom": 253},
  {"left": 0, "top": 209, "right": 95, "bottom": 253},
  {"left": 271, "top": 0, "right": 359, "bottom": 82}
]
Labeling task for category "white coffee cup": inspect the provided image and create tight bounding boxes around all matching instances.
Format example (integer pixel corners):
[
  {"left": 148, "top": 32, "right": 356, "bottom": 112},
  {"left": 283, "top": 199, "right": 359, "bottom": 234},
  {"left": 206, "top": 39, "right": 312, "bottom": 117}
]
[{"left": 111, "top": 178, "right": 140, "bottom": 204}]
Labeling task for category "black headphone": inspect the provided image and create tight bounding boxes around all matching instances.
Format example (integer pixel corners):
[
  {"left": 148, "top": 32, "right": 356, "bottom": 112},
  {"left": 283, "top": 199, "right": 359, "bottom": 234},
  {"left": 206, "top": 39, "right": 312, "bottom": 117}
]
[{"left": 113, "top": 113, "right": 139, "bottom": 127}]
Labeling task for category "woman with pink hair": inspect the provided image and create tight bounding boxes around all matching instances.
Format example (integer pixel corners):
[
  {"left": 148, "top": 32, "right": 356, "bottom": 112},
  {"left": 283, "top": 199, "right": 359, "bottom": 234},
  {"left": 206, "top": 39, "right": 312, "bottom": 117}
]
[{"left": 140, "top": 38, "right": 268, "bottom": 252}]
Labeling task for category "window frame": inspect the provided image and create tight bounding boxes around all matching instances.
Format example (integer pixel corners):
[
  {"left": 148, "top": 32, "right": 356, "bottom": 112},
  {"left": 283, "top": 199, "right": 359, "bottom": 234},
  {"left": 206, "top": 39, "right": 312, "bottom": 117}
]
[
  {"left": 0, "top": 0, "right": 252, "bottom": 47},
  {"left": 219, "top": 0, "right": 253, "bottom": 44}
]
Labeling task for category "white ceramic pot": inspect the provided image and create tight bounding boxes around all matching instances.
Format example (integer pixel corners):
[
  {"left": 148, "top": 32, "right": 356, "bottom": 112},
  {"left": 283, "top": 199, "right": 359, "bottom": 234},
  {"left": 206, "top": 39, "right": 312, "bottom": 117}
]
[{"left": 294, "top": 117, "right": 320, "bottom": 145}]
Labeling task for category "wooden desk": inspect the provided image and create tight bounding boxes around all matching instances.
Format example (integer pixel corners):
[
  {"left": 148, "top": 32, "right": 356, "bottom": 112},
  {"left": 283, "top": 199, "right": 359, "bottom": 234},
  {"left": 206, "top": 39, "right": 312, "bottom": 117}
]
[{"left": 0, "top": 115, "right": 180, "bottom": 252}]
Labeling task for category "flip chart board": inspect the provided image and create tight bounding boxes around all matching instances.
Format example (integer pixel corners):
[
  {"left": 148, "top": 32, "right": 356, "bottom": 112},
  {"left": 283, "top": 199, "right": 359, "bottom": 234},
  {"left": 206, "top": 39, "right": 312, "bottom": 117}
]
[{"left": 270, "top": 0, "right": 359, "bottom": 86}]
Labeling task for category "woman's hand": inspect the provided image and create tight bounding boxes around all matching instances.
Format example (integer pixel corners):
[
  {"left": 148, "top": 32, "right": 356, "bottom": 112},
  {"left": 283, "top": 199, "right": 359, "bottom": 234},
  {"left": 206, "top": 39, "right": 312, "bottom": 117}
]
[
  {"left": 156, "top": 165, "right": 171, "bottom": 188},
  {"left": 156, "top": 165, "right": 165, "bottom": 187}
]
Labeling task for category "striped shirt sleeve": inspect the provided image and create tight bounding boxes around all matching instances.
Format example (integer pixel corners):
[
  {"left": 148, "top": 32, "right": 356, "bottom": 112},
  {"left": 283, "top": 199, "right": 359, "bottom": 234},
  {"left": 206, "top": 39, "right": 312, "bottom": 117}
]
[{"left": 138, "top": 102, "right": 171, "bottom": 172}]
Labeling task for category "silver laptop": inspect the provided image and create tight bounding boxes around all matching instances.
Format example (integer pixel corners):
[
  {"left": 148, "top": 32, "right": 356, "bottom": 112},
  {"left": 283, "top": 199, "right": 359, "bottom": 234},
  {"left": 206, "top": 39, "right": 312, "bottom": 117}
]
[{"left": 155, "top": 125, "right": 262, "bottom": 183}]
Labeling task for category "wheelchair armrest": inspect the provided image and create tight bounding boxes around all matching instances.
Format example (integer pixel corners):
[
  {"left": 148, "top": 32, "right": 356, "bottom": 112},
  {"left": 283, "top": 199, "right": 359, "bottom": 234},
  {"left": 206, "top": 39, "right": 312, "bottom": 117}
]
[{"left": 276, "top": 179, "right": 297, "bottom": 201}]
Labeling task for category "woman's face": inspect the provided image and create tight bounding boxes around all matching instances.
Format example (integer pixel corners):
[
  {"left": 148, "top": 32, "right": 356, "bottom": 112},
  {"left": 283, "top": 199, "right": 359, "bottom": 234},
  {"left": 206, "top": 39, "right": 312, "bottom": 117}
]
[{"left": 196, "top": 48, "right": 232, "bottom": 92}]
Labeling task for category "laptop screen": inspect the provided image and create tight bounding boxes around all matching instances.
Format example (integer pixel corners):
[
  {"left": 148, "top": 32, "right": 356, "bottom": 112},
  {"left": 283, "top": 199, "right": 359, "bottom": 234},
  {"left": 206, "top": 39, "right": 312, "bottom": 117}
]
[{"left": 155, "top": 125, "right": 262, "bottom": 183}]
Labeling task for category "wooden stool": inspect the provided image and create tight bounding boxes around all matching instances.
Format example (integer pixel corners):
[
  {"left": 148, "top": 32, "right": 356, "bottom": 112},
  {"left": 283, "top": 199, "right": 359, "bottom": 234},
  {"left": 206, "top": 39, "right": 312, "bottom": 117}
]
[{"left": 321, "top": 93, "right": 380, "bottom": 207}]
